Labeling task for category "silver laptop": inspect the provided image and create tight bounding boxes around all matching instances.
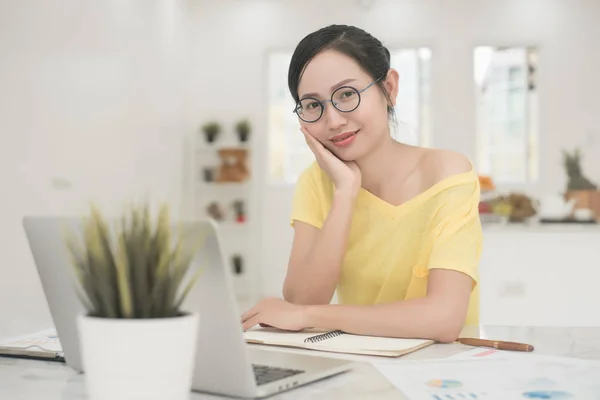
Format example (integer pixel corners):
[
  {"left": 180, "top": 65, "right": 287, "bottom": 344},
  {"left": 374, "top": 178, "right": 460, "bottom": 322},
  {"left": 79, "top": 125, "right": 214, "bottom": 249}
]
[{"left": 22, "top": 216, "right": 353, "bottom": 398}]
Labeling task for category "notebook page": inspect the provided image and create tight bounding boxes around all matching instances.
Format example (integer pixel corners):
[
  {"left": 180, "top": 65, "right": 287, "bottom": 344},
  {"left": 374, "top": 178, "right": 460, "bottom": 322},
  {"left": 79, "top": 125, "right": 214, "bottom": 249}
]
[
  {"left": 243, "top": 328, "right": 330, "bottom": 346},
  {"left": 312, "top": 333, "right": 432, "bottom": 352}
]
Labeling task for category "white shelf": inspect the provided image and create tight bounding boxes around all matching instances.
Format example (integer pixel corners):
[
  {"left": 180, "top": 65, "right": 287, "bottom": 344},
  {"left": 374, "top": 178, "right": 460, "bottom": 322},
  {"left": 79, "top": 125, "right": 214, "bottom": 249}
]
[
  {"left": 195, "top": 181, "right": 251, "bottom": 189},
  {"left": 196, "top": 142, "right": 250, "bottom": 151},
  {"left": 191, "top": 126, "right": 258, "bottom": 306}
]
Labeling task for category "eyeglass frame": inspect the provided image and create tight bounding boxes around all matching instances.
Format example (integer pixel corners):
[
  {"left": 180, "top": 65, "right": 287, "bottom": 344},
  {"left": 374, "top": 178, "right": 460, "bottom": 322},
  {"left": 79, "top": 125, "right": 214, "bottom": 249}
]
[{"left": 292, "top": 76, "right": 383, "bottom": 123}]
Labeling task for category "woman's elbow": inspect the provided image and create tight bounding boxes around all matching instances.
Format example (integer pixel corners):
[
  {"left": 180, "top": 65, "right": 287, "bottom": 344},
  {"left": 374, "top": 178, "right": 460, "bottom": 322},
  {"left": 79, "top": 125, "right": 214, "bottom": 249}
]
[
  {"left": 431, "top": 309, "right": 467, "bottom": 343},
  {"left": 434, "top": 326, "right": 462, "bottom": 343}
]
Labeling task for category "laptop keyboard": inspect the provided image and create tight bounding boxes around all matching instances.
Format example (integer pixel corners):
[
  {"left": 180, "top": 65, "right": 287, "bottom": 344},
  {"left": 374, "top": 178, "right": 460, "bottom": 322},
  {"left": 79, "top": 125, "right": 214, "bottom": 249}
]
[{"left": 252, "top": 364, "right": 305, "bottom": 386}]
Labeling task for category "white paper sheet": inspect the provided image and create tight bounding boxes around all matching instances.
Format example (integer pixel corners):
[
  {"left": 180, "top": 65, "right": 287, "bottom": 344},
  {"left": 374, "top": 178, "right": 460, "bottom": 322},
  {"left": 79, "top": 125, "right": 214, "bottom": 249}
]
[
  {"left": 0, "top": 329, "right": 62, "bottom": 354},
  {"left": 446, "top": 346, "right": 518, "bottom": 360},
  {"left": 373, "top": 355, "right": 600, "bottom": 400}
]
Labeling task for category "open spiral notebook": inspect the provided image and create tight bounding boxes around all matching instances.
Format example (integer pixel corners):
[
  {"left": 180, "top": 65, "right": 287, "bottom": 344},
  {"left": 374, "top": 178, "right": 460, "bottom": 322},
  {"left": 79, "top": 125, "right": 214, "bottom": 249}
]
[{"left": 243, "top": 327, "right": 434, "bottom": 358}]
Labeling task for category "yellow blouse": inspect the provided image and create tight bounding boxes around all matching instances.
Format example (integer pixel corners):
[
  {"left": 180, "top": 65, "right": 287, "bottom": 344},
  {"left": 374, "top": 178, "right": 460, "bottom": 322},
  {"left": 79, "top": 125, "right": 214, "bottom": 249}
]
[{"left": 290, "top": 161, "right": 483, "bottom": 326}]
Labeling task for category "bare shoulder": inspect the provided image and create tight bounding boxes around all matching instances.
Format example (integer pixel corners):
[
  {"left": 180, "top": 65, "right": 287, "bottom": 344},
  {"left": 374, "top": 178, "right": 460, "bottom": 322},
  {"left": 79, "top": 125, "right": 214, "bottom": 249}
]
[{"left": 419, "top": 148, "right": 473, "bottom": 184}]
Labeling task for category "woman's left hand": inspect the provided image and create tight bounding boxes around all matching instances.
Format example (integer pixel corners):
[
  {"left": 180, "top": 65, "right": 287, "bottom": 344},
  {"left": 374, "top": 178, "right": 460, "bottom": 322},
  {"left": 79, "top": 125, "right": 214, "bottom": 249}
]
[{"left": 241, "top": 298, "right": 309, "bottom": 331}]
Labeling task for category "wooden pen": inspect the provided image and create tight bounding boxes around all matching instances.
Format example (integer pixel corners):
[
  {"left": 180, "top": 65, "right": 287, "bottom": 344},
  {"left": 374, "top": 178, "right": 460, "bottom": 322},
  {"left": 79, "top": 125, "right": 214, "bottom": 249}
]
[{"left": 457, "top": 338, "right": 534, "bottom": 352}]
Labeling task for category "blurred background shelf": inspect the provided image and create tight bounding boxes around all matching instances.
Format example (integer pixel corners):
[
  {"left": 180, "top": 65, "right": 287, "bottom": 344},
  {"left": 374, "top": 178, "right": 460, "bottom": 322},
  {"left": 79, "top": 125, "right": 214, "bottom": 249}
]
[{"left": 191, "top": 124, "right": 257, "bottom": 306}]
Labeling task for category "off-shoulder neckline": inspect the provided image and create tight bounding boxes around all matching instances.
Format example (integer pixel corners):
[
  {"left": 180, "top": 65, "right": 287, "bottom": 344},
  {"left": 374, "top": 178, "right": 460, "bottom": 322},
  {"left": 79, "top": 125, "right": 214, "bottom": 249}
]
[{"left": 356, "top": 163, "right": 478, "bottom": 215}]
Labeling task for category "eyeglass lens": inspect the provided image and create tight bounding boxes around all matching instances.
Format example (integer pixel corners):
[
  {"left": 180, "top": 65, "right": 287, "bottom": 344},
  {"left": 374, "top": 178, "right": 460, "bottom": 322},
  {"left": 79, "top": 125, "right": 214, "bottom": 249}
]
[{"left": 297, "top": 86, "right": 361, "bottom": 122}]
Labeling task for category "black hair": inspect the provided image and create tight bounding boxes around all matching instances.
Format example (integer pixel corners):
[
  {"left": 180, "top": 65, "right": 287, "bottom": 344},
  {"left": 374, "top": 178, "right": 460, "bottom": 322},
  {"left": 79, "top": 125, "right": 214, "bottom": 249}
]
[{"left": 287, "top": 24, "right": 395, "bottom": 120}]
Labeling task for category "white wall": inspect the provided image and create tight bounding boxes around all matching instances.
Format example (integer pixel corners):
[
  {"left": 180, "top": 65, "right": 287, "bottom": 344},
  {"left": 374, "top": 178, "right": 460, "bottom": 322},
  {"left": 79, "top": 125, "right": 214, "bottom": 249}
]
[
  {"left": 0, "top": 0, "right": 193, "bottom": 337},
  {"left": 186, "top": 0, "right": 600, "bottom": 312}
]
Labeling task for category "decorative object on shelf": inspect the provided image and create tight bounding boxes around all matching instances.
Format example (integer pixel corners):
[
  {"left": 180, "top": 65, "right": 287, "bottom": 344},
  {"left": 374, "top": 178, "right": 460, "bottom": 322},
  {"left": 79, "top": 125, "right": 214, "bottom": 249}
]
[
  {"left": 201, "top": 121, "right": 221, "bottom": 143},
  {"left": 216, "top": 148, "right": 250, "bottom": 183},
  {"left": 563, "top": 148, "right": 597, "bottom": 192},
  {"left": 235, "top": 119, "right": 251, "bottom": 143},
  {"left": 504, "top": 193, "right": 537, "bottom": 223},
  {"left": 232, "top": 199, "right": 246, "bottom": 223},
  {"left": 478, "top": 175, "right": 502, "bottom": 223},
  {"left": 538, "top": 193, "right": 576, "bottom": 221},
  {"left": 487, "top": 197, "right": 513, "bottom": 218},
  {"left": 202, "top": 167, "right": 216, "bottom": 182},
  {"left": 478, "top": 175, "right": 496, "bottom": 192},
  {"left": 562, "top": 148, "right": 599, "bottom": 221},
  {"left": 207, "top": 202, "right": 225, "bottom": 221},
  {"left": 481, "top": 193, "right": 536, "bottom": 223},
  {"left": 232, "top": 254, "right": 243, "bottom": 275},
  {"left": 477, "top": 175, "right": 508, "bottom": 224},
  {"left": 478, "top": 201, "right": 492, "bottom": 214},
  {"left": 566, "top": 191, "right": 600, "bottom": 221},
  {"left": 573, "top": 208, "right": 596, "bottom": 222},
  {"left": 64, "top": 203, "right": 204, "bottom": 400}
]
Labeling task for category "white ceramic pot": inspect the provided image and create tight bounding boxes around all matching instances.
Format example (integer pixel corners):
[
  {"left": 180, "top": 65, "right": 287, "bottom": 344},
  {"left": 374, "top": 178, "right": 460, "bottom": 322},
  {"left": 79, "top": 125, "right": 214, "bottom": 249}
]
[{"left": 77, "top": 312, "right": 199, "bottom": 400}]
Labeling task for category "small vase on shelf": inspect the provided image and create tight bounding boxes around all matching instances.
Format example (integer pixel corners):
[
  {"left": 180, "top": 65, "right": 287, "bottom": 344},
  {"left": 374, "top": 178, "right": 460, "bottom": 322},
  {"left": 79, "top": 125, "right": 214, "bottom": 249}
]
[
  {"left": 207, "top": 202, "right": 225, "bottom": 221},
  {"left": 232, "top": 254, "right": 243, "bottom": 275},
  {"left": 235, "top": 119, "right": 251, "bottom": 143},
  {"left": 232, "top": 199, "right": 246, "bottom": 223},
  {"left": 201, "top": 122, "right": 221, "bottom": 144},
  {"left": 202, "top": 167, "right": 215, "bottom": 182},
  {"left": 562, "top": 147, "right": 599, "bottom": 221}
]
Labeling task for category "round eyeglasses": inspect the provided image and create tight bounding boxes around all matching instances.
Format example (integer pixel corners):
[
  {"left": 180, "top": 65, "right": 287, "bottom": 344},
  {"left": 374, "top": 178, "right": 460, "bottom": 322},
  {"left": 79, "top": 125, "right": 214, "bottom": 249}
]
[{"left": 293, "top": 78, "right": 381, "bottom": 123}]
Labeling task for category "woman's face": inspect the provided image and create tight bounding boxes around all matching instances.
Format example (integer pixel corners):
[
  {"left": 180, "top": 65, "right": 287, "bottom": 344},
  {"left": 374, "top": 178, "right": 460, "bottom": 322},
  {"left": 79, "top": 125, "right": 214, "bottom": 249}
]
[{"left": 296, "top": 49, "right": 398, "bottom": 161}]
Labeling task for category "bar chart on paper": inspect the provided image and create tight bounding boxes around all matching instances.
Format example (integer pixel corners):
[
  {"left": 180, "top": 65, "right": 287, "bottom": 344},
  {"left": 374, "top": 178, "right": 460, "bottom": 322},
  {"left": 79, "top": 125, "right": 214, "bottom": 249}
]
[
  {"left": 372, "top": 356, "right": 600, "bottom": 400},
  {"left": 425, "top": 379, "right": 485, "bottom": 400},
  {"left": 427, "top": 392, "right": 573, "bottom": 400},
  {"left": 424, "top": 379, "right": 487, "bottom": 399}
]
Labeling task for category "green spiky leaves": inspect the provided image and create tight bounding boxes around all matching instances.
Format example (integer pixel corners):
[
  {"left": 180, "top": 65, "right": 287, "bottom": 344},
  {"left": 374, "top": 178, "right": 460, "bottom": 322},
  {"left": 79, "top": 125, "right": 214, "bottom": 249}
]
[{"left": 65, "top": 203, "right": 204, "bottom": 319}]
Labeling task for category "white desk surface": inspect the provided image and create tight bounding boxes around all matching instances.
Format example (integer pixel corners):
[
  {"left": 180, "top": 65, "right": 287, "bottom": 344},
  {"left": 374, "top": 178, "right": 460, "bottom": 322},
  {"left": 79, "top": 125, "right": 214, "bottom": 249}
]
[{"left": 1, "top": 325, "right": 599, "bottom": 399}]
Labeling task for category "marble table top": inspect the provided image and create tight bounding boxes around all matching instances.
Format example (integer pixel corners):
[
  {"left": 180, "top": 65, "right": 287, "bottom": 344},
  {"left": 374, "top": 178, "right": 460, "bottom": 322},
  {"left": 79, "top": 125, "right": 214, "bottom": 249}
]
[{"left": 1, "top": 325, "right": 599, "bottom": 399}]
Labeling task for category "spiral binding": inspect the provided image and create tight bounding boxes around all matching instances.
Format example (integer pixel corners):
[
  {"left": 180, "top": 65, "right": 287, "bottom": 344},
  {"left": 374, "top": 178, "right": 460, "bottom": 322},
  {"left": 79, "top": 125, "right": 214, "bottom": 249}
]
[{"left": 303, "top": 330, "right": 344, "bottom": 343}]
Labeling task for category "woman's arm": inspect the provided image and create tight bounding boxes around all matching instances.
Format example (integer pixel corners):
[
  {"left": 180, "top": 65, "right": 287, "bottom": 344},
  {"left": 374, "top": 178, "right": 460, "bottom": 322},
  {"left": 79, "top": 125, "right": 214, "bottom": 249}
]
[
  {"left": 304, "top": 269, "right": 473, "bottom": 342},
  {"left": 283, "top": 188, "right": 356, "bottom": 305},
  {"left": 243, "top": 269, "right": 473, "bottom": 342}
]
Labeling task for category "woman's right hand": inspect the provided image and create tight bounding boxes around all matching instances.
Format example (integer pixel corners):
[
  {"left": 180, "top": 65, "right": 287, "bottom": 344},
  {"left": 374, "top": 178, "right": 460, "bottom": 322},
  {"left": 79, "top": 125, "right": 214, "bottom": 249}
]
[{"left": 302, "top": 127, "right": 362, "bottom": 198}]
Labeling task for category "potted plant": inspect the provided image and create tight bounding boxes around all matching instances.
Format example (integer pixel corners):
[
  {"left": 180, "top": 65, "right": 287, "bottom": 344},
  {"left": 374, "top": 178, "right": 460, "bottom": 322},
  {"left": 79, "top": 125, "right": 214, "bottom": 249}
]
[
  {"left": 65, "top": 203, "right": 204, "bottom": 400},
  {"left": 201, "top": 121, "right": 221, "bottom": 143},
  {"left": 563, "top": 148, "right": 597, "bottom": 192},
  {"left": 235, "top": 119, "right": 251, "bottom": 143},
  {"left": 562, "top": 148, "right": 599, "bottom": 220}
]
